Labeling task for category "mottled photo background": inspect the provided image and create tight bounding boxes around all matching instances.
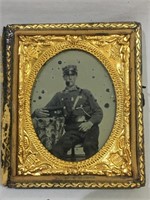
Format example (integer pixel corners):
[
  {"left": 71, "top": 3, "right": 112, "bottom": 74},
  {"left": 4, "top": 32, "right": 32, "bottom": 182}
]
[{"left": 31, "top": 50, "right": 116, "bottom": 149}]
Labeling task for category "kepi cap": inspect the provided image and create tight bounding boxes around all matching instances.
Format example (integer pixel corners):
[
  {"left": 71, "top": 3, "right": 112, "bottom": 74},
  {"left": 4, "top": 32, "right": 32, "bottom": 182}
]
[{"left": 62, "top": 65, "right": 78, "bottom": 76}]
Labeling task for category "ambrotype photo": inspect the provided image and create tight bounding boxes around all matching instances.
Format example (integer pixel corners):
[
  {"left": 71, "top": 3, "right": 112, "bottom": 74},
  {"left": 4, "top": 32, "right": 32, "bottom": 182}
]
[
  {"left": 2, "top": 22, "right": 145, "bottom": 188},
  {"left": 31, "top": 50, "right": 116, "bottom": 161}
]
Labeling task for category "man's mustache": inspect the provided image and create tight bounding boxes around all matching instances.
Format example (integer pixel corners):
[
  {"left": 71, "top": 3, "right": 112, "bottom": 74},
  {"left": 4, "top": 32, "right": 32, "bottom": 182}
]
[{"left": 66, "top": 81, "right": 71, "bottom": 86}]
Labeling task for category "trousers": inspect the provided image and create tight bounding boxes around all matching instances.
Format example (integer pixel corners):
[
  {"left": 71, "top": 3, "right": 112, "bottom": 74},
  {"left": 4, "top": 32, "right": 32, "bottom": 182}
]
[{"left": 51, "top": 125, "right": 99, "bottom": 160}]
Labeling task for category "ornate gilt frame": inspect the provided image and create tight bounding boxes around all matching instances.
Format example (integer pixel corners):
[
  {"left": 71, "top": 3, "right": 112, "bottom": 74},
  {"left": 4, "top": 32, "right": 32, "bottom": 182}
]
[{"left": 1, "top": 22, "right": 145, "bottom": 188}]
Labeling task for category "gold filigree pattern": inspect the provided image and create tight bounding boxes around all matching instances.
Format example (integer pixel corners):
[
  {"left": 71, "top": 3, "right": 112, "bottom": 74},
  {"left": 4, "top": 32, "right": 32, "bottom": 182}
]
[
  {"left": 94, "top": 133, "right": 132, "bottom": 176},
  {"left": 17, "top": 34, "right": 131, "bottom": 176},
  {"left": 15, "top": 181, "right": 141, "bottom": 189},
  {"left": 9, "top": 22, "right": 138, "bottom": 30}
]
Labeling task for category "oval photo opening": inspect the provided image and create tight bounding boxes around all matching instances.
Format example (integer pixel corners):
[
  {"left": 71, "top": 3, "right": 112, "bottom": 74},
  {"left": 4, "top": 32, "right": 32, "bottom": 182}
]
[{"left": 31, "top": 50, "right": 116, "bottom": 161}]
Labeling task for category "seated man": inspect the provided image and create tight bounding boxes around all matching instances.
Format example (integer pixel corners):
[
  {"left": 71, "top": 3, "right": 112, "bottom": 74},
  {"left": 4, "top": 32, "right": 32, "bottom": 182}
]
[{"left": 32, "top": 65, "right": 103, "bottom": 160}]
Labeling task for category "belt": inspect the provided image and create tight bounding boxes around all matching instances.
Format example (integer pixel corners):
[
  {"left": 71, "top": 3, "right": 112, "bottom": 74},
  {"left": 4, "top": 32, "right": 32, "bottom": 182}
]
[{"left": 65, "top": 116, "right": 86, "bottom": 131}]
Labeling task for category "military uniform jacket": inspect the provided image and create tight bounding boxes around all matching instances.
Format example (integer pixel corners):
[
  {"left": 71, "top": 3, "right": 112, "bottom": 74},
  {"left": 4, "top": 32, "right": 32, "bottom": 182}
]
[{"left": 45, "top": 86, "right": 103, "bottom": 126}]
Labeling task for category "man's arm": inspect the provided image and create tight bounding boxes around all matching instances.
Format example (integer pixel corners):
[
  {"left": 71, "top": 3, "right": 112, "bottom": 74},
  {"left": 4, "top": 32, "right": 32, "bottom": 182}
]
[
  {"left": 83, "top": 89, "right": 103, "bottom": 125},
  {"left": 79, "top": 89, "right": 103, "bottom": 132}
]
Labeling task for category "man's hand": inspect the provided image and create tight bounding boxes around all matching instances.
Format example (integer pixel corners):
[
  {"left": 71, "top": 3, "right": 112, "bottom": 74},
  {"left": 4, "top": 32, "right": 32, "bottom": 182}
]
[
  {"left": 79, "top": 121, "right": 93, "bottom": 132},
  {"left": 34, "top": 108, "right": 50, "bottom": 118}
]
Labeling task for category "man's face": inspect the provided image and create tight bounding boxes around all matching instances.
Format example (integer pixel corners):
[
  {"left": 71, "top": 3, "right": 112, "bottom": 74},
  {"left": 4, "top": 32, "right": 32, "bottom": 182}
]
[{"left": 63, "top": 74, "right": 77, "bottom": 87}]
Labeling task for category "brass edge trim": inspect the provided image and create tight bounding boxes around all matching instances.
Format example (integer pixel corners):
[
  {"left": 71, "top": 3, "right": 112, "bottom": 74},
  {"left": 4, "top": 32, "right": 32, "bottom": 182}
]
[
  {"left": 7, "top": 22, "right": 139, "bottom": 31},
  {"left": 135, "top": 25, "right": 145, "bottom": 186},
  {"left": 14, "top": 181, "right": 141, "bottom": 189}
]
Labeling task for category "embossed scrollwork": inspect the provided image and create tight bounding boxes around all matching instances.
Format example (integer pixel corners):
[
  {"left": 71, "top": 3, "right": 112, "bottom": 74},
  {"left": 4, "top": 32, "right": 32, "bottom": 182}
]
[{"left": 18, "top": 34, "right": 132, "bottom": 177}]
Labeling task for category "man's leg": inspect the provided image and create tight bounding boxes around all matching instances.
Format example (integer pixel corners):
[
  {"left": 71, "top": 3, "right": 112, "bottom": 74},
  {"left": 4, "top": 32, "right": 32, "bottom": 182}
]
[
  {"left": 51, "top": 130, "right": 81, "bottom": 160},
  {"left": 83, "top": 125, "right": 99, "bottom": 159}
]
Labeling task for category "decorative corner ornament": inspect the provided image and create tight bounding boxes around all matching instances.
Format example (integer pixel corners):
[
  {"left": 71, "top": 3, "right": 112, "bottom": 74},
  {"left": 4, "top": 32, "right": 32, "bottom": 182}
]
[{"left": 1, "top": 22, "right": 145, "bottom": 188}]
